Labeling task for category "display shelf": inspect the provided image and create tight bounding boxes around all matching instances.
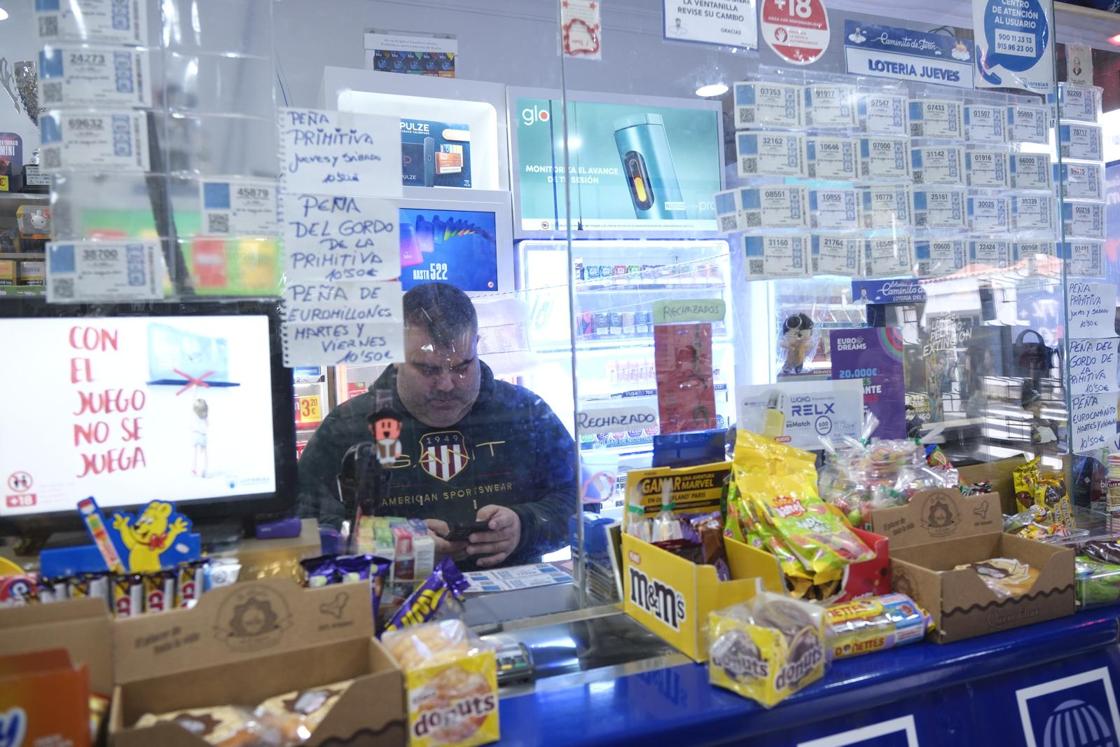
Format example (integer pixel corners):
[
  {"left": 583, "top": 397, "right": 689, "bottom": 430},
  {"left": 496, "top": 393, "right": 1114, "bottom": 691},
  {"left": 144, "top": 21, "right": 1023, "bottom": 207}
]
[
  {"left": 0, "top": 253, "right": 45, "bottom": 261},
  {"left": 576, "top": 282, "right": 726, "bottom": 293},
  {"left": 0, "top": 193, "right": 49, "bottom": 206}
]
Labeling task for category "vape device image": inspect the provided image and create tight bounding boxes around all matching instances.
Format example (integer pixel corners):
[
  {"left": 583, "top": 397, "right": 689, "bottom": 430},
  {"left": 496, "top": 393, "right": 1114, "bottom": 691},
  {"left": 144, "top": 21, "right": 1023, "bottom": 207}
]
[
  {"left": 422, "top": 136, "right": 436, "bottom": 187},
  {"left": 613, "top": 113, "right": 686, "bottom": 220}
]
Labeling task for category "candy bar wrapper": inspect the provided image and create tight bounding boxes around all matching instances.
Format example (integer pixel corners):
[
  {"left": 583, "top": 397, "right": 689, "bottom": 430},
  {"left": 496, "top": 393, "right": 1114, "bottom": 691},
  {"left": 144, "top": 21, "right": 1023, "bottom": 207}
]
[
  {"left": 825, "top": 593, "right": 931, "bottom": 658},
  {"left": 709, "top": 592, "right": 827, "bottom": 708},
  {"left": 653, "top": 512, "right": 731, "bottom": 581},
  {"left": 383, "top": 558, "right": 469, "bottom": 633},
  {"left": 255, "top": 679, "right": 353, "bottom": 744}
]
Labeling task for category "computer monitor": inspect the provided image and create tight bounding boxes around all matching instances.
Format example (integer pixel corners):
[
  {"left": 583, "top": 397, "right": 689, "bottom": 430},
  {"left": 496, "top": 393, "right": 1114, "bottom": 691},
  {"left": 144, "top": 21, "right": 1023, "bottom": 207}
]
[{"left": 0, "top": 298, "right": 296, "bottom": 536}]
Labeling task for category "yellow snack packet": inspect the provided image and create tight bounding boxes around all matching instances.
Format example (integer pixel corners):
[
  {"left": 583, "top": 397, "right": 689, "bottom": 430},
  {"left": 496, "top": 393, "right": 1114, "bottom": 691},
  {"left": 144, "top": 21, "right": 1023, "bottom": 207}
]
[
  {"left": 709, "top": 592, "right": 827, "bottom": 707},
  {"left": 1013, "top": 457, "right": 1040, "bottom": 513}
]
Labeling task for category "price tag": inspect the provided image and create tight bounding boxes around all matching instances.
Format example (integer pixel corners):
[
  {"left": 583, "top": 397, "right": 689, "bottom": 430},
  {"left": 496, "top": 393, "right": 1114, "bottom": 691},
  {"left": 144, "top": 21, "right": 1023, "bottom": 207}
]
[
  {"left": 810, "top": 189, "right": 861, "bottom": 231},
  {"left": 916, "top": 239, "right": 967, "bottom": 276},
  {"left": 861, "top": 186, "right": 912, "bottom": 229},
  {"left": 859, "top": 94, "right": 909, "bottom": 135},
  {"left": 812, "top": 235, "right": 863, "bottom": 276},
  {"left": 909, "top": 100, "right": 964, "bottom": 139},
  {"left": 46, "top": 240, "right": 164, "bottom": 303},
  {"left": 1063, "top": 202, "right": 1105, "bottom": 239},
  {"left": 911, "top": 146, "right": 964, "bottom": 186},
  {"left": 39, "top": 110, "right": 149, "bottom": 172},
  {"left": 295, "top": 395, "right": 323, "bottom": 426},
  {"left": 743, "top": 235, "right": 810, "bottom": 278},
  {"left": 35, "top": 0, "right": 149, "bottom": 46},
  {"left": 201, "top": 178, "right": 279, "bottom": 236},
  {"left": 913, "top": 189, "right": 966, "bottom": 230},
  {"left": 864, "top": 236, "right": 913, "bottom": 277},
  {"left": 740, "top": 186, "right": 808, "bottom": 229},
  {"left": 805, "top": 84, "right": 857, "bottom": 128},
  {"left": 1011, "top": 153, "right": 1052, "bottom": 190},
  {"left": 1012, "top": 194, "right": 1056, "bottom": 234},
  {"left": 964, "top": 104, "right": 1008, "bottom": 143},
  {"left": 1059, "top": 123, "right": 1103, "bottom": 161},
  {"left": 1058, "top": 162, "right": 1104, "bottom": 202},
  {"left": 734, "top": 82, "right": 804, "bottom": 129},
  {"left": 1008, "top": 104, "right": 1049, "bottom": 144},
  {"left": 807, "top": 137, "right": 860, "bottom": 180},
  {"left": 38, "top": 46, "right": 149, "bottom": 108},
  {"left": 859, "top": 137, "right": 910, "bottom": 181},
  {"left": 968, "top": 239, "right": 1012, "bottom": 269},
  {"left": 967, "top": 195, "right": 1010, "bottom": 232},
  {"left": 965, "top": 150, "right": 1010, "bottom": 188},
  {"left": 736, "top": 132, "right": 806, "bottom": 177}
]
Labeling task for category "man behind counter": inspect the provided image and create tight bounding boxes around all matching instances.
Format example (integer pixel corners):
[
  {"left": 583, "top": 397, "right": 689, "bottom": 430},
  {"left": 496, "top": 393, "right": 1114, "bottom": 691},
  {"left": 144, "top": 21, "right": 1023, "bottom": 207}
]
[{"left": 298, "top": 282, "right": 577, "bottom": 569}]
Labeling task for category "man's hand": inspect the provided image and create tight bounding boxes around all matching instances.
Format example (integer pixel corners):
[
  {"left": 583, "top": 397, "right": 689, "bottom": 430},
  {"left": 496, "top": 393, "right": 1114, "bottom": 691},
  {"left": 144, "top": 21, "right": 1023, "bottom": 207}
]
[
  {"left": 424, "top": 519, "right": 467, "bottom": 559},
  {"left": 466, "top": 505, "right": 521, "bottom": 568}
]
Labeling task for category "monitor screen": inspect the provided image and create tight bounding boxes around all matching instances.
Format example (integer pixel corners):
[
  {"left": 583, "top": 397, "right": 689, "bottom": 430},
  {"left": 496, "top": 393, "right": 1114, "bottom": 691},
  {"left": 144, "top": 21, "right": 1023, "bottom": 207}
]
[
  {"left": 399, "top": 207, "right": 499, "bottom": 291},
  {"left": 0, "top": 304, "right": 292, "bottom": 525}
]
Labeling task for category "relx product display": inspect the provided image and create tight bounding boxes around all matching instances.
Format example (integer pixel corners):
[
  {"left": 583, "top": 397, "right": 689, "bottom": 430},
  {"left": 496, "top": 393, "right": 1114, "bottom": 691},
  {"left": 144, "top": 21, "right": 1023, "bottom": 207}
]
[{"left": 400, "top": 119, "right": 472, "bottom": 188}]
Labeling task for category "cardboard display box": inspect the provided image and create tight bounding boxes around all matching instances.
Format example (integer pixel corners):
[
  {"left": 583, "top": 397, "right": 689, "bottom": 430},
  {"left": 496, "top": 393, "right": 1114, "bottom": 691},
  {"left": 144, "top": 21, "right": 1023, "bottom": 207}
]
[
  {"left": 0, "top": 597, "right": 114, "bottom": 695},
  {"left": 871, "top": 489, "right": 1075, "bottom": 643},
  {"left": 957, "top": 455, "right": 1027, "bottom": 515},
  {"left": 110, "top": 578, "right": 405, "bottom": 747}
]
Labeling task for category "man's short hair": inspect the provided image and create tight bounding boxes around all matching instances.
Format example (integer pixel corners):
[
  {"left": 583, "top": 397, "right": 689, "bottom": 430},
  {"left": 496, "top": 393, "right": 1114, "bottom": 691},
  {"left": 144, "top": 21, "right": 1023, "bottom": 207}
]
[{"left": 402, "top": 282, "right": 478, "bottom": 349}]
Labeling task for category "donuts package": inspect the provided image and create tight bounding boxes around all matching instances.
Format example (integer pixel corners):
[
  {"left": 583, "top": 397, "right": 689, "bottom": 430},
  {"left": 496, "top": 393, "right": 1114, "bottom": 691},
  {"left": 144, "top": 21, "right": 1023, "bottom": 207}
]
[
  {"left": 708, "top": 592, "right": 828, "bottom": 707},
  {"left": 382, "top": 619, "right": 499, "bottom": 747}
]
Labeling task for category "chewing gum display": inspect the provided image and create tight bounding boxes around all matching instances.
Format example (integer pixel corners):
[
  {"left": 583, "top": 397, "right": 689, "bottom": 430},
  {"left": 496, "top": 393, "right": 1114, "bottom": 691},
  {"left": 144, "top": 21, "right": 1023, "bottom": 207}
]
[
  {"left": 965, "top": 149, "right": 1010, "bottom": 188},
  {"left": 737, "top": 132, "right": 807, "bottom": 177},
  {"left": 807, "top": 137, "right": 860, "bottom": 181},
  {"left": 909, "top": 100, "right": 964, "bottom": 139},
  {"left": 859, "top": 93, "right": 909, "bottom": 135},
  {"left": 1011, "top": 153, "right": 1053, "bottom": 190},
  {"left": 805, "top": 84, "right": 858, "bottom": 129},
  {"left": 859, "top": 137, "right": 910, "bottom": 181},
  {"left": 709, "top": 593, "right": 827, "bottom": 707},
  {"left": 913, "top": 189, "right": 966, "bottom": 230},
  {"left": 1008, "top": 104, "right": 1049, "bottom": 144},
  {"left": 812, "top": 235, "right": 863, "bottom": 276},
  {"left": 743, "top": 235, "right": 810, "bottom": 278},
  {"left": 964, "top": 104, "right": 1008, "bottom": 143},
  {"left": 735, "top": 81, "right": 804, "bottom": 129},
  {"left": 810, "top": 189, "right": 861, "bottom": 231},
  {"left": 911, "top": 146, "right": 964, "bottom": 186},
  {"left": 826, "top": 593, "right": 931, "bottom": 658}
]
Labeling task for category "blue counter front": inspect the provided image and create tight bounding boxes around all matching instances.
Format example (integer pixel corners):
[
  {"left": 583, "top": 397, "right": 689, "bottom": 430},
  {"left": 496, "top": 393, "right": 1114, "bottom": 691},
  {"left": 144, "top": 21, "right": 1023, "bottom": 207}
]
[{"left": 497, "top": 608, "right": 1120, "bottom": 746}]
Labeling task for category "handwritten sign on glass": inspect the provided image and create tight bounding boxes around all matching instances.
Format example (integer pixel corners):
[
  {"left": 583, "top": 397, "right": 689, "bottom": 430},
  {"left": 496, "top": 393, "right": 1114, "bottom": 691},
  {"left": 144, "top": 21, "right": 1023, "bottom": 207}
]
[
  {"left": 1071, "top": 392, "right": 1119, "bottom": 455},
  {"left": 283, "top": 320, "right": 405, "bottom": 368},
  {"left": 282, "top": 194, "right": 401, "bottom": 283},
  {"left": 279, "top": 108, "right": 402, "bottom": 198},
  {"left": 1068, "top": 338, "right": 1120, "bottom": 397},
  {"left": 1068, "top": 281, "right": 1117, "bottom": 339}
]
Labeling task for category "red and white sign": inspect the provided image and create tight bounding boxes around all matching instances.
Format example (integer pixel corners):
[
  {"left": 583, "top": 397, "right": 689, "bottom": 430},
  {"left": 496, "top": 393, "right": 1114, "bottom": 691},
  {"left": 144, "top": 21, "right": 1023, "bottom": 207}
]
[
  {"left": 561, "top": 0, "right": 602, "bottom": 60},
  {"left": 760, "top": 0, "right": 830, "bottom": 66}
]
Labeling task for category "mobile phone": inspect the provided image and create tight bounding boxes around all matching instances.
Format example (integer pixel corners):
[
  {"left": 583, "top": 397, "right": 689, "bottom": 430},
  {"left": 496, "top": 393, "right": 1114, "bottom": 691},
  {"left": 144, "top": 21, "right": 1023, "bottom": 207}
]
[{"left": 444, "top": 520, "right": 491, "bottom": 543}]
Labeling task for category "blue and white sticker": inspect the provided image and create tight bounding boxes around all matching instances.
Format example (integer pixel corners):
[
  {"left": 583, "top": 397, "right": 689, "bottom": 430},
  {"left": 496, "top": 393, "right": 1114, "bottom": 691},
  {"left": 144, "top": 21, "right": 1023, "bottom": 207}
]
[
  {"left": 743, "top": 235, "right": 810, "bottom": 278},
  {"left": 859, "top": 136, "right": 910, "bottom": 181},
  {"left": 1008, "top": 103, "right": 1050, "bottom": 144},
  {"left": 201, "top": 178, "right": 280, "bottom": 236},
  {"left": 735, "top": 81, "right": 805, "bottom": 129},
  {"left": 1063, "top": 201, "right": 1106, "bottom": 239},
  {"left": 969, "top": 238, "right": 1013, "bottom": 269},
  {"left": 740, "top": 186, "right": 809, "bottom": 229},
  {"left": 1059, "top": 123, "right": 1104, "bottom": 161},
  {"left": 35, "top": 0, "right": 149, "bottom": 46},
  {"left": 964, "top": 104, "right": 1008, "bottom": 143},
  {"left": 737, "top": 131, "right": 807, "bottom": 177},
  {"left": 1012, "top": 193, "right": 1056, "bottom": 233},
  {"left": 1016, "top": 668, "right": 1120, "bottom": 747},
  {"left": 967, "top": 194, "right": 1010, "bottom": 232},
  {"left": 811, "top": 189, "right": 861, "bottom": 231},
  {"left": 909, "top": 99, "right": 965, "bottom": 139},
  {"left": 914, "top": 188, "right": 966, "bottom": 230},
  {"left": 714, "top": 189, "right": 744, "bottom": 233},
  {"left": 859, "top": 93, "right": 910, "bottom": 136},
  {"left": 864, "top": 235, "right": 914, "bottom": 277},
  {"left": 1057, "top": 162, "right": 1105, "bottom": 202},
  {"left": 46, "top": 239, "right": 163, "bottom": 303},
  {"left": 1058, "top": 83, "right": 1102, "bottom": 123},
  {"left": 916, "top": 238, "right": 967, "bottom": 276},
  {"left": 805, "top": 84, "right": 858, "bottom": 129},
  {"left": 807, "top": 137, "right": 860, "bottom": 180},
  {"left": 1016, "top": 239, "right": 1058, "bottom": 260},
  {"left": 39, "top": 110, "right": 150, "bottom": 172},
  {"left": 812, "top": 234, "right": 864, "bottom": 276},
  {"left": 38, "top": 46, "right": 150, "bottom": 108},
  {"left": 911, "top": 145, "right": 964, "bottom": 185},
  {"left": 965, "top": 149, "right": 1010, "bottom": 188},
  {"left": 1011, "top": 153, "right": 1052, "bottom": 190},
  {"left": 973, "top": 0, "right": 1055, "bottom": 95},
  {"left": 861, "top": 186, "right": 912, "bottom": 229},
  {"left": 1063, "top": 239, "right": 1105, "bottom": 278}
]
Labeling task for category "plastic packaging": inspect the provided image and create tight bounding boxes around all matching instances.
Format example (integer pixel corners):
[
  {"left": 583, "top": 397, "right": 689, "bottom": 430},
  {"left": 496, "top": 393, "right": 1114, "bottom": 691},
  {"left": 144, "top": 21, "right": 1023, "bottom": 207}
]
[{"left": 825, "top": 593, "right": 931, "bottom": 658}]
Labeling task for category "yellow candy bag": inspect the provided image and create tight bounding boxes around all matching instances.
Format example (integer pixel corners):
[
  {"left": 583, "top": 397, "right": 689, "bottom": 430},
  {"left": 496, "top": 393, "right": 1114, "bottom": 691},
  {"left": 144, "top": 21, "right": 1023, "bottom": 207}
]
[{"left": 1013, "top": 457, "right": 1040, "bottom": 513}]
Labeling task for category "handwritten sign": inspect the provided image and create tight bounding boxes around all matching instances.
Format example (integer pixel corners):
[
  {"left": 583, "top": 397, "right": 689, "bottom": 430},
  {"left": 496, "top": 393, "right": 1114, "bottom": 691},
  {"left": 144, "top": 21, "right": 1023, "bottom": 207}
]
[
  {"left": 1069, "top": 338, "right": 1119, "bottom": 396},
  {"left": 652, "top": 298, "right": 726, "bottom": 324},
  {"left": 577, "top": 404, "right": 659, "bottom": 436},
  {"left": 284, "top": 281, "right": 403, "bottom": 324},
  {"left": 282, "top": 194, "right": 401, "bottom": 283},
  {"left": 1071, "top": 392, "right": 1119, "bottom": 455},
  {"left": 279, "top": 108, "right": 402, "bottom": 198},
  {"left": 1068, "top": 282, "right": 1117, "bottom": 339},
  {"left": 283, "top": 321, "right": 404, "bottom": 368}
]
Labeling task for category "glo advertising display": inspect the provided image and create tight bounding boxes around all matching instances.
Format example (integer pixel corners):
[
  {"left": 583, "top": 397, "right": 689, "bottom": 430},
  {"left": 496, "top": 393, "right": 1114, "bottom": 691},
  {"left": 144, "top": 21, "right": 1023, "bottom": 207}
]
[
  {"left": 0, "top": 314, "right": 279, "bottom": 519},
  {"left": 399, "top": 207, "right": 499, "bottom": 291},
  {"left": 514, "top": 94, "right": 722, "bottom": 234}
]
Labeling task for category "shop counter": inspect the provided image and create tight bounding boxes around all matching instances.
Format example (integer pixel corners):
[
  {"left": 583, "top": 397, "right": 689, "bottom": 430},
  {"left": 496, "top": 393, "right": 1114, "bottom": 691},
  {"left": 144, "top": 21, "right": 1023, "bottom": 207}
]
[{"left": 495, "top": 607, "right": 1120, "bottom": 746}]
